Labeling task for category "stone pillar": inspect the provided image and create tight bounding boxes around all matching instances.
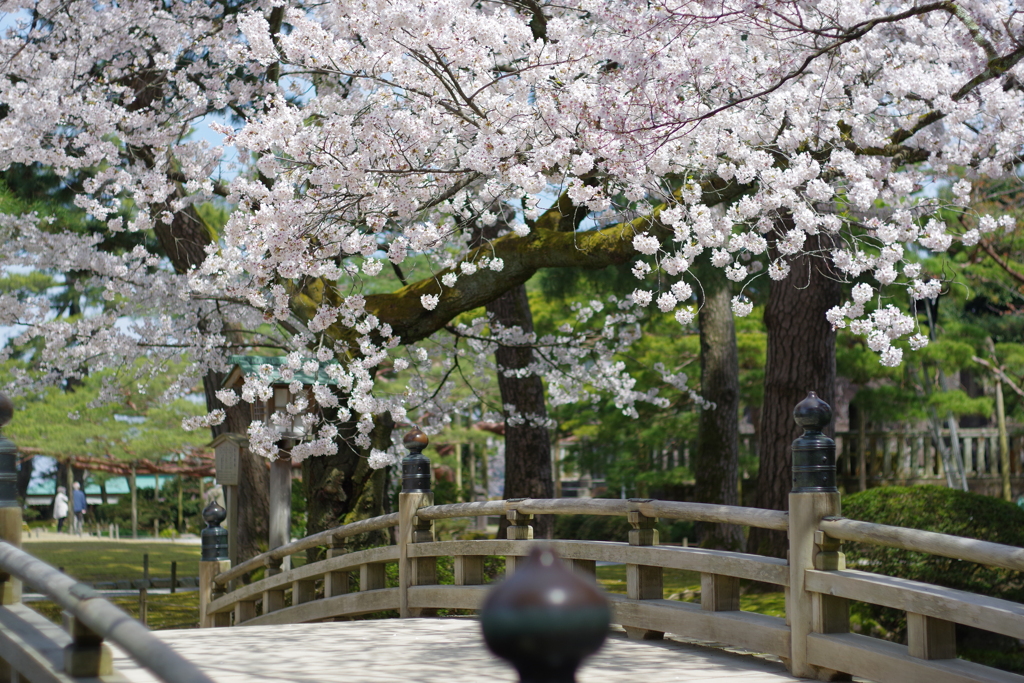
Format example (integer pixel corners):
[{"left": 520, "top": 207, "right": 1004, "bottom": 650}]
[{"left": 268, "top": 454, "right": 292, "bottom": 574}]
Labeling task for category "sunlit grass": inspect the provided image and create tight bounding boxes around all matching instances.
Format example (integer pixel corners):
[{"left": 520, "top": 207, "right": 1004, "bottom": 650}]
[
  {"left": 22, "top": 541, "right": 200, "bottom": 582},
  {"left": 29, "top": 593, "right": 200, "bottom": 630}
]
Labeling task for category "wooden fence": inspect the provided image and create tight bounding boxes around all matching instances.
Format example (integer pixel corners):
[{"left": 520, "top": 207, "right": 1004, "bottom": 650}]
[
  {"left": 199, "top": 494, "right": 1024, "bottom": 683},
  {"left": 574, "top": 428, "right": 1024, "bottom": 497},
  {"left": 833, "top": 428, "right": 1024, "bottom": 494}
]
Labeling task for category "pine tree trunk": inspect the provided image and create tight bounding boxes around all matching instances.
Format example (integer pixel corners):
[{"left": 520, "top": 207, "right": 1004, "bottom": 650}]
[
  {"left": 489, "top": 284, "right": 554, "bottom": 539},
  {"left": 130, "top": 463, "right": 138, "bottom": 540},
  {"left": 748, "top": 233, "right": 841, "bottom": 558},
  {"left": 16, "top": 453, "right": 33, "bottom": 502},
  {"left": 694, "top": 259, "right": 744, "bottom": 550}
]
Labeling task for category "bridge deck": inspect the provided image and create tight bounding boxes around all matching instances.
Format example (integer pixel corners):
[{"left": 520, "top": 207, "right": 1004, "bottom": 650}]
[{"left": 110, "top": 618, "right": 809, "bottom": 682}]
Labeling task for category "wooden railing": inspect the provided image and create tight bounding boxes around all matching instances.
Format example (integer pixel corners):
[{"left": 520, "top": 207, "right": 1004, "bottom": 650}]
[
  {"left": 0, "top": 542, "right": 217, "bottom": 683},
  {"left": 199, "top": 493, "right": 1024, "bottom": 683},
  {"left": 833, "top": 428, "right": 1024, "bottom": 490}
]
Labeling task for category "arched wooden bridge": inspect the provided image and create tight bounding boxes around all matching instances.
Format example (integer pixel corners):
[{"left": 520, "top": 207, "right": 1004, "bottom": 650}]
[{"left": 2, "top": 492, "right": 1023, "bottom": 683}]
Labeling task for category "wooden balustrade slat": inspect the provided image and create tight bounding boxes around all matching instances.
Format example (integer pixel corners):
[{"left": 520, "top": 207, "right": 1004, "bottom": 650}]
[
  {"left": 0, "top": 604, "right": 78, "bottom": 683},
  {"left": 0, "top": 543, "right": 216, "bottom": 683},
  {"left": 408, "top": 540, "right": 790, "bottom": 586},
  {"left": 818, "top": 518, "right": 1024, "bottom": 572},
  {"left": 240, "top": 589, "right": 401, "bottom": 627},
  {"left": 206, "top": 545, "right": 399, "bottom": 615},
  {"left": 807, "top": 632, "right": 1021, "bottom": 683},
  {"left": 804, "top": 569, "right": 1024, "bottom": 640},
  {"left": 414, "top": 500, "right": 506, "bottom": 520},
  {"left": 213, "top": 513, "right": 399, "bottom": 587}
]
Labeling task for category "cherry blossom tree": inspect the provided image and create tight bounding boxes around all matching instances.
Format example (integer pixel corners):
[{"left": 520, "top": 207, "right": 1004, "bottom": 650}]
[{"left": 2, "top": 0, "right": 1022, "bottom": 551}]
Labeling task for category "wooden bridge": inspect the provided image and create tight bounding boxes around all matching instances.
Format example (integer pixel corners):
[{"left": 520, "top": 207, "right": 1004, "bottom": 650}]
[
  {"left": 3, "top": 490, "right": 1023, "bottom": 683},
  {"left": 2, "top": 398, "right": 1024, "bottom": 683}
]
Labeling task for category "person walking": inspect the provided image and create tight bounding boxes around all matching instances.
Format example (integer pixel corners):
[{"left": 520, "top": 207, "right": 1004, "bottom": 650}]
[
  {"left": 53, "top": 486, "right": 69, "bottom": 533},
  {"left": 72, "top": 482, "right": 87, "bottom": 536}
]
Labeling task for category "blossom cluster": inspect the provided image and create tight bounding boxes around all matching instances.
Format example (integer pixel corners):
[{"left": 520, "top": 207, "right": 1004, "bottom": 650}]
[{"left": 0, "top": 0, "right": 1021, "bottom": 467}]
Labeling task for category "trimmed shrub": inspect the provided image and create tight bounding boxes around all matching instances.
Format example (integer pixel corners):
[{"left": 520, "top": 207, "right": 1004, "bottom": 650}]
[{"left": 842, "top": 485, "right": 1024, "bottom": 657}]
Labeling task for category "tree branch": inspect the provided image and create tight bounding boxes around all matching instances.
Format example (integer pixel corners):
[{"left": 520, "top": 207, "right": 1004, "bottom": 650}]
[{"left": 979, "top": 239, "right": 1024, "bottom": 286}]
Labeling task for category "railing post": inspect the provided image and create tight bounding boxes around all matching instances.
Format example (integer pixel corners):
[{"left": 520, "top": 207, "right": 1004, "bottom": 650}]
[
  {"left": 63, "top": 609, "right": 114, "bottom": 677},
  {"left": 399, "top": 427, "right": 432, "bottom": 618},
  {"left": 324, "top": 536, "right": 351, "bottom": 598},
  {"left": 504, "top": 499, "right": 533, "bottom": 576},
  {"left": 624, "top": 499, "right": 664, "bottom": 640},
  {"left": 199, "top": 501, "right": 231, "bottom": 627},
  {"left": 0, "top": 393, "right": 20, "bottom": 683},
  {"left": 907, "top": 613, "right": 956, "bottom": 660},
  {"left": 0, "top": 393, "right": 21, "bottom": 608},
  {"left": 454, "top": 554, "right": 484, "bottom": 586},
  {"left": 788, "top": 392, "right": 849, "bottom": 682}
]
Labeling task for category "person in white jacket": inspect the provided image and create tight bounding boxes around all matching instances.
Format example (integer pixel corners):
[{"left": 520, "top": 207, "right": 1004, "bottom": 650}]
[{"left": 53, "top": 486, "right": 69, "bottom": 533}]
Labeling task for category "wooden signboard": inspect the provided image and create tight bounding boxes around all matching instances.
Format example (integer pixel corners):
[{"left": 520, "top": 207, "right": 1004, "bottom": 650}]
[{"left": 214, "top": 439, "right": 241, "bottom": 486}]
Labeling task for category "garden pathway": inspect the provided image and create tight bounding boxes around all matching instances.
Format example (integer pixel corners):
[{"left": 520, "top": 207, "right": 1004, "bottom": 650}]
[{"left": 110, "top": 618, "right": 810, "bottom": 682}]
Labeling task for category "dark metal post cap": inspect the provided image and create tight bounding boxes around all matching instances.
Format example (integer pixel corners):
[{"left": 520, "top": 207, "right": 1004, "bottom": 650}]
[
  {"left": 0, "top": 392, "right": 16, "bottom": 508},
  {"left": 791, "top": 391, "right": 838, "bottom": 494},
  {"left": 793, "top": 391, "right": 832, "bottom": 431},
  {"left": 200, "top": 501, "right": 229, "bottom": 561},
  {"left": 202, "top": 500, "right": 227, "bottom": 526},
  {"left": 401, "top": 427, "right": 431, "bottom": 493},
  {"left": 403, "top": 427, "right": 428, "bottom": 453},
  {"left": 481, "top": 546, "right": 610, "bottom": 682}
]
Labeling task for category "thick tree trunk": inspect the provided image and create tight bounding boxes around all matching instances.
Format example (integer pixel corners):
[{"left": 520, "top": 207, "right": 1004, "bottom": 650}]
[
  {"left": 489, "top": 284, "right": 554, "bottom": 539},
  {"left": 303, "top": 414, "right": 394, "bottom": 562},
  {"left": 748, "top": 232, "right": 841, "bottom": 558},
  {"left": 694, "top": 259, "right": 744, "bottom": 550},
  {"left": 130, "top": 463, "right": 138, "bottom": 540},
  {"left": 16, "top": 453, "right": 33, "bottom": 502}
]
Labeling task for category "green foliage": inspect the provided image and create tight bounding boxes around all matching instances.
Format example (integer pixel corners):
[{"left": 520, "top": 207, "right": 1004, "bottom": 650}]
[
  {"left": 553, "top": 513, "right": 693, "bottom": 544},
  {"left": 918, "top": 339, "right": 979, "bottom": 374},
  {"left": 926, "top": 389, "right": 992, "bottom": 417},
  {"left": 30, "top": 592, "right": 200, "bottom": 630},
  {"left": 2, "top": 362, "right": 207, "bottom": 462},
  {"left": 851, "top": 385, "right": 925, "bottom": 423},
  {"left": 843, "top": 486, "right": 1024, "bottom": 642},
  {"left": 92, "top": 483, "right": 206, "bottom": 535}
]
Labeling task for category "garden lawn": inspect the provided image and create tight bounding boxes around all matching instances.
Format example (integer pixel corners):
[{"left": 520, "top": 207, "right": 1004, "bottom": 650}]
[
  {"left": 29, "top": 593, "right": 201, "bottom": 631},
  {"left": 21, "top": 541, "right": 201, "bottom": 583}
]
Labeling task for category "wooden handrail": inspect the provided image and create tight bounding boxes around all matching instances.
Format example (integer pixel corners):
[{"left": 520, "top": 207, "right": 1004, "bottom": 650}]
[
  {"left": 0, "top": 542, "right": 217, "bottom": 683},
  {"left": 416, "top": 498, "right": 789, "bottom": 530},
  {"left": 217, "top": 498, "right": 790, "bottom": 587},
  {"left": 819, "top": 517, "right": 1024, "bottom": 572},
  {"left": 214, "top": 512, "right": 399, "bottom": 586},
  {"left": 414, "top": 500, "right": 506, "bottom": 520}
]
